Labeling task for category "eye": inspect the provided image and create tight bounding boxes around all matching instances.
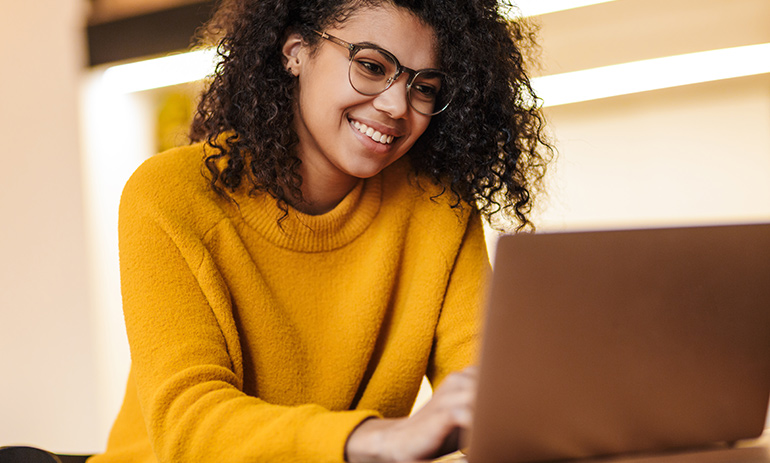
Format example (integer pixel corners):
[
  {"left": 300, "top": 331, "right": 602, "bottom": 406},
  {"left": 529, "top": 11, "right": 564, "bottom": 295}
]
[
  {"left": 354, "top": 59, "right": 387, "bottom": 77},
  {"left": 412, "top": 83, "right": 439, "bottom": 100}
]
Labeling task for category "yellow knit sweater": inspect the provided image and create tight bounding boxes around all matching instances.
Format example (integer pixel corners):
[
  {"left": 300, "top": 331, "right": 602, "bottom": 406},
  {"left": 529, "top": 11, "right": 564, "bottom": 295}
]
[{"left": 90, "top": 142, "right": 489, "bottom": 463}]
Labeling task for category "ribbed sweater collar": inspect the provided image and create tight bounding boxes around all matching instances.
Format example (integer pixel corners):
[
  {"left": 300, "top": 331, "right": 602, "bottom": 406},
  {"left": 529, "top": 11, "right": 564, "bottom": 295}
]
[{"left": 233, "top": 175, "right": 382, "bottom": 253}]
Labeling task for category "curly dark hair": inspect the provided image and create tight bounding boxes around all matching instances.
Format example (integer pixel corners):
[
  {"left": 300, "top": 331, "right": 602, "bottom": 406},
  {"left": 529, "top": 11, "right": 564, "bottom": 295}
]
[{"left": 190, "top": 0, "right": 553, "bottom": 231}]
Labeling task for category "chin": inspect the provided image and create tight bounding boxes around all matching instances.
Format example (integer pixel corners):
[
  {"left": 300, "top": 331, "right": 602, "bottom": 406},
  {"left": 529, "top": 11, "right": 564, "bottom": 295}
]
[
  {"left": 347, "top": 166, "right": 386, "bottom": 180},
  {"left": 342, "top": 158, "right": 393, "bottom": 180}
]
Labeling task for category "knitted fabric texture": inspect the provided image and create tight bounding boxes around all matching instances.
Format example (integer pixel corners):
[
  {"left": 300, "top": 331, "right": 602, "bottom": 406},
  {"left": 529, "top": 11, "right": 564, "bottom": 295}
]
[{"left": 90, "top": 142, "right": 489, "bottom": 463}]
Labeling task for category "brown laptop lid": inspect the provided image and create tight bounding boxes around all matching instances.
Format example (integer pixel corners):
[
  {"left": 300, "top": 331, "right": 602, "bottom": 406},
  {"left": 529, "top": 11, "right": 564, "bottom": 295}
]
[{"left": 468, "top": 223, "right": 770, "bottom": 463}]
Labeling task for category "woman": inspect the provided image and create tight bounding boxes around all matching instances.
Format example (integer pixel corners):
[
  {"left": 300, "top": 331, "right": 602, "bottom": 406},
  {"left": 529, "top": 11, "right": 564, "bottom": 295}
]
[{"left": 91, "top": 0, "right": 551, "bottom": 461}]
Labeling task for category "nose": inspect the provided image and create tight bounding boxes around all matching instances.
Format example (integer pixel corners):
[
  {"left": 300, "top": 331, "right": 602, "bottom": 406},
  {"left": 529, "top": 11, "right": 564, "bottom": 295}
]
[{"left": 372, "top": 75, "right": 410, "bottom": 119}]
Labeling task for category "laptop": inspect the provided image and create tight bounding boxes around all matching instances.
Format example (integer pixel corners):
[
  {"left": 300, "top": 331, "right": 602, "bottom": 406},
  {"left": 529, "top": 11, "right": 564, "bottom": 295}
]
[{"left": 466, "top": 223, "right": 770, "bottom": 463}]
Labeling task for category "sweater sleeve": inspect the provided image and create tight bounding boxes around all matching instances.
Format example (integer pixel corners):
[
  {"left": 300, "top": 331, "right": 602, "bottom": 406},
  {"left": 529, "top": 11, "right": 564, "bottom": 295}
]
[
  {"left": 426, "top": 211, "right": 491, "bottom": 387},
  {"left": 118, "top": 189, "right": 378, "bottom": 462}
]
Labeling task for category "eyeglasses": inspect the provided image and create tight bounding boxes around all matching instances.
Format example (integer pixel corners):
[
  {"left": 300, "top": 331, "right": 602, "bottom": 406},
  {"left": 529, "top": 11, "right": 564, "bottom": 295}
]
[{"left": 313, "top": 30, "right": 453, "bottom": 116}]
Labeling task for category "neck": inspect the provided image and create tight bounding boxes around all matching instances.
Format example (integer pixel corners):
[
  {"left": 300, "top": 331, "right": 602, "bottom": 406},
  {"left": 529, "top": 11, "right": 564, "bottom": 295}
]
[{"left": 289, "top": 164, "right": 360, "bottom": 216}]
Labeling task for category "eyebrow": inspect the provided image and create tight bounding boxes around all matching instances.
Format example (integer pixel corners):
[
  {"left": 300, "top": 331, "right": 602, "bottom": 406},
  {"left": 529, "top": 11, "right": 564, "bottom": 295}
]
[
  {"left": 356, "top": 41, "right": 388, "bottom": 51},
  {"left": 352, "top": 40, "right": 440, "bottom": 70}
]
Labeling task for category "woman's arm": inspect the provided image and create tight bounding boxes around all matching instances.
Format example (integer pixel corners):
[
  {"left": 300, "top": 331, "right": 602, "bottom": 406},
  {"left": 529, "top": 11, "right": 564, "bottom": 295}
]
[
  {"left": 345, "top": 213, "right": 490, "bottom": 462},
  {"left": 118, "top": 196, "right": 378, "bottom": 462},
  {"left": 345, "top": 366, "right": 478, "bottom": 463}
]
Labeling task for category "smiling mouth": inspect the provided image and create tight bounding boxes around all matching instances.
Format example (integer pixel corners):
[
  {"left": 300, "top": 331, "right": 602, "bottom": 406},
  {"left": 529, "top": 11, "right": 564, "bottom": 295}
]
[{"left": 352, "top": 120, "right": 396, "bottom": 145}]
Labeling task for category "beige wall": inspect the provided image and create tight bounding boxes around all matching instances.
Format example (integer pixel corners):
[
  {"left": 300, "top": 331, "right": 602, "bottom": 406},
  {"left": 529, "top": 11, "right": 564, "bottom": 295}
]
[
  {"left": 0, "top": 0, "right": 102, "bottom": 453},
  {"left": 539, "top": 74, "right": 770, "bottom": 230},
  {"left": 531, "top": 0, "right": 770, "bottom": 230},
  {"left": 533, "top": 0, "right": 770, "bottom": 76}
]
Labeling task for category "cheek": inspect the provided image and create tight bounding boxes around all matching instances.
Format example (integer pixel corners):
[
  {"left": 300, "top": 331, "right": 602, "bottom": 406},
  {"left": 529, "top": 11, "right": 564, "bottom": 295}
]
[
  {"left": 299, "top": 57, "right": 356, "bottom": 102},
  {"left": 298, "top": 76, "right": 363, "bottom": 121},
  {"left": 412, "top": 117, "right": 432, "bottom": 140}
]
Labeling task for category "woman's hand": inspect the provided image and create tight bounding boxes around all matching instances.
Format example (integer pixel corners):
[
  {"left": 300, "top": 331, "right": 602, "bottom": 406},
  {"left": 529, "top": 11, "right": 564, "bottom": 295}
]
[{"left": 345, "top": 366, "right": 478, "bottom": 463}]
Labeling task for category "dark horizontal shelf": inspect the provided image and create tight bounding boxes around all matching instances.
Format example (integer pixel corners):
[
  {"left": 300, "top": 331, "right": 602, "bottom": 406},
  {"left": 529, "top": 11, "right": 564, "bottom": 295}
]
[{"left": 87, "top": 1, "right": 216, "bottom": 66}]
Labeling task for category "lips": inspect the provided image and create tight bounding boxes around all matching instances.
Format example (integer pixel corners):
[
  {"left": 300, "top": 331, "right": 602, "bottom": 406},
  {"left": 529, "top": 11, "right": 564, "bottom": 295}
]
[{"left": 351, "top": 120, "right": 395, "bottom": 145}]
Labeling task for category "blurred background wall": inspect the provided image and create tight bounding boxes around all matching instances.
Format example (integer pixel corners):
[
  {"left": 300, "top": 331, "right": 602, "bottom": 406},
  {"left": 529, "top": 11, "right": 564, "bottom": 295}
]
[
  {"left": 0, "top": 0, "right": 101, "bottom": 453},
  {"left": 535, "top": 0, "right": 770, "bottom": 230},
  {"left": 0, "top": 0, "right": 768, "bottom": 454}
]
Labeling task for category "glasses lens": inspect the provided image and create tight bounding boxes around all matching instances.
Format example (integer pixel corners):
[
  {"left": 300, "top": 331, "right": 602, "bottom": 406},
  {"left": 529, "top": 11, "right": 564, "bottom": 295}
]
[
  {"left": 409, "top": 70, "right": 450, "bottom": 116},
  {"left": 349, "top": 48, "right": 398, "bottom": 95},
  {"left": 348, "top": 47, "right": 452, "bottom": 116}
]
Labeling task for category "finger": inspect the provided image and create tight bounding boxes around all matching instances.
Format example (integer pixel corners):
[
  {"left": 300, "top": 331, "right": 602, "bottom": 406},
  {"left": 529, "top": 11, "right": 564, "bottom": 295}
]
[
  {"left": 418, "top": 391, "right": 476, "bottom": 429},
  {"left": 450, "top": 402, "right": 474, "bottom": 428},
  {"left": 433, "top": 370, "right": 478, "bottom": 400},
  {"left": 436, "top": 371, "right": 476, "bottom": 395}
]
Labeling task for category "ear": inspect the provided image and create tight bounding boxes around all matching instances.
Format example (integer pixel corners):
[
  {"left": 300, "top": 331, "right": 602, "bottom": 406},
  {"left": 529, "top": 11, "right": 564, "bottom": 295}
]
[{"left": 282, "top": 32, "right": 304, "bottom": 76}]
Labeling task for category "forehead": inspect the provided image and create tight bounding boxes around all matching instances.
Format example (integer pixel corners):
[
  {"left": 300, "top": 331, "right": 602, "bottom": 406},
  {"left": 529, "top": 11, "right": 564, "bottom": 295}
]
[{"left": 326, "top": 5, "right": 439, "bottom": 69}]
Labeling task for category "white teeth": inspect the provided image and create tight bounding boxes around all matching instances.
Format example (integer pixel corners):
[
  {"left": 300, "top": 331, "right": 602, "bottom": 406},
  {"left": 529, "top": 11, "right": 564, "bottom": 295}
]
[{"left": 351, "top": 120, "right": 394, "bottom": 145}]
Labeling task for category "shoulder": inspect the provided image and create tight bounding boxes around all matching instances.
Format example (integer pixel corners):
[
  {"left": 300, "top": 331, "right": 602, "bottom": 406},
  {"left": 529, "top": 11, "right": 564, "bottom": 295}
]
[
  {"left": 123, "top": 142, "right": 209, "bottom": 196},
  {"left": 380, "top": 156, "right": 478, "bottom": 247},
  {"left": 381, "top": 156, "right": 458, "bottom": 203},
  {"left": 120, "top": 142, "right": 226, "bottom": 231}
]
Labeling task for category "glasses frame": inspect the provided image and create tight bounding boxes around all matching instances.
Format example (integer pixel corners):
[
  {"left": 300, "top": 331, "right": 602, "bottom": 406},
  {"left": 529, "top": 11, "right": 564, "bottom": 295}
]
[{"left": 312, "top": 30, "right": 452, "bottom": 116}]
